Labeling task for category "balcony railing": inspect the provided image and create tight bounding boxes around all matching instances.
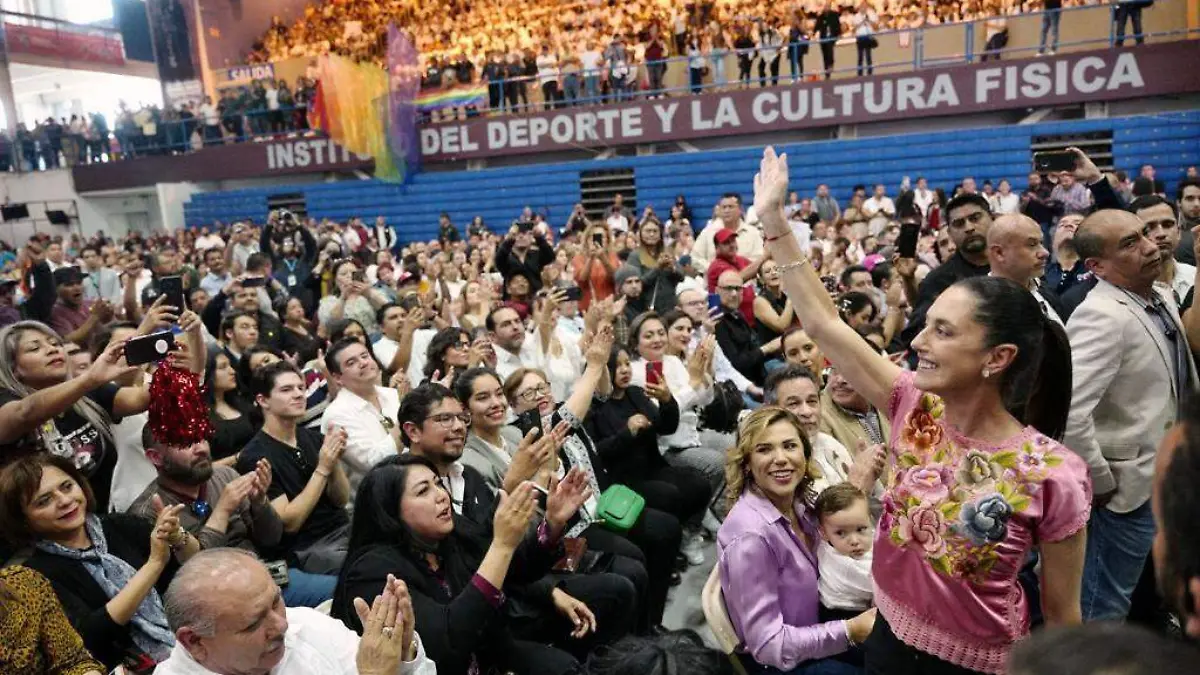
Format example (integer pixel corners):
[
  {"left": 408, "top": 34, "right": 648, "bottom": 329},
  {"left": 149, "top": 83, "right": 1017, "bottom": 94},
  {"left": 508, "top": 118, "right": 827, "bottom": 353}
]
[{"left": 5, "top": 0, "right": 1193, "bottom": 172}]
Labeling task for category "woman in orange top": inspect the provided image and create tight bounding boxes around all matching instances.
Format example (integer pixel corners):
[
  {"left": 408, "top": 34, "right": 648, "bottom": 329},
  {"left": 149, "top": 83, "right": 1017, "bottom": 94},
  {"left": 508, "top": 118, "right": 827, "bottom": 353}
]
[{"left": 571, "top": 223, "right": 620, "bottom": 311}]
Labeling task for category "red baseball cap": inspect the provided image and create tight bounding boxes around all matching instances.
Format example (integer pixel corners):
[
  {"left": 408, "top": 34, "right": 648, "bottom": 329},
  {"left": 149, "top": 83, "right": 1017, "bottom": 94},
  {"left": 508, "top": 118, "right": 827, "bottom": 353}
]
[{"left": 714, "top": 229, "right": 737, "bottom": 245}]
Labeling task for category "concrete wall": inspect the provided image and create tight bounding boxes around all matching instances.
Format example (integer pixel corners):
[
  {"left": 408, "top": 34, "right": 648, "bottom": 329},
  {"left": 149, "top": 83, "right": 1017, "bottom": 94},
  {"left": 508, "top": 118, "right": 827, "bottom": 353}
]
[{"left": 0, "top": 169, "right": 169, "bottom": 244}]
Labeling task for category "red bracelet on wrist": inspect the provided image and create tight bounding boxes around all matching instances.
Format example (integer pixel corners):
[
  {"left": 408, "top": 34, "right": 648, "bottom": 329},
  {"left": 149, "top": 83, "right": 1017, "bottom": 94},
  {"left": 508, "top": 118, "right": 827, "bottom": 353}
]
[{"left": 764, "top": 231, "right": 791, "bottom": 242}]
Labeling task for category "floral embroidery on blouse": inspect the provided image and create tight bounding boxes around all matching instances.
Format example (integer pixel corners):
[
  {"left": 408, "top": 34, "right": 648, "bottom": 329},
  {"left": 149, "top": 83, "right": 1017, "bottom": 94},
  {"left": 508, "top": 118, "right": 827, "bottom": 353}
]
[{"left": 880, "top": 392, "right": 1065, "bottom": 582}]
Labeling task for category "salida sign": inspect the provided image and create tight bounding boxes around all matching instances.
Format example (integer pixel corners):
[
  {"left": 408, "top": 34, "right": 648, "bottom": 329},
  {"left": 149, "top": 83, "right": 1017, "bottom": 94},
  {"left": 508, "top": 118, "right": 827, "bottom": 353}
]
[{"left": 420, "top": 42, "right": 1200, "bottom": 162}]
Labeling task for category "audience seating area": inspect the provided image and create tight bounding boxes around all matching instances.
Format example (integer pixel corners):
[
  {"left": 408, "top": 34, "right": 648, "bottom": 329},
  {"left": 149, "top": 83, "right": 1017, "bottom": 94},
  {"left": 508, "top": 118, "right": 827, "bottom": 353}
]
[{"left": 184, "top": 110, "right": 1200, "bottom": 240}]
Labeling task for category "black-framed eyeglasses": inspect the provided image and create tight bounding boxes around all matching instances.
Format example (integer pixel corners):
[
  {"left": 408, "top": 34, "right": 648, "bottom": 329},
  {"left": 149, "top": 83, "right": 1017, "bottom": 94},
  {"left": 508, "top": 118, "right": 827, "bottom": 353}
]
[
  {"left": 517, "top": 384, "right": 551, "bottom": 402},
  {"left": 718, "top": 285, "right": 743, "bottom": 292},
  {"left": 426, "top": 412, "right": 471, "bottom": 428}
]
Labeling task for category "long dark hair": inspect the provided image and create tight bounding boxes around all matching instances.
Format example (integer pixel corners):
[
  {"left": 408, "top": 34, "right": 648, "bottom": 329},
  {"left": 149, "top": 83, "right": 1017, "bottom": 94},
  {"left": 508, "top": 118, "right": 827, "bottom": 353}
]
[
  {"left": 424, "top": 327, "right": 469, "bottom": 380},
  {"left": 959, "top": 276, "right": 1071, "bottom": 440},
  {"left": 204, "top": 350, "right": 242, "bottom": 411},
  {"left": 334, "top": 455, "right": 452, "bottom": 630}
]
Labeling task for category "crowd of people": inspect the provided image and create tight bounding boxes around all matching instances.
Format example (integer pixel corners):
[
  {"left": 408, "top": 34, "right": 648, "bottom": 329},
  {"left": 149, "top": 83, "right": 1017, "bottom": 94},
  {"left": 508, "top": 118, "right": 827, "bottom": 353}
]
[
  {"left": 3, "top": 0, "right": 1158, "bottom": 170},
  {"left": 0, "top": 144, "right": 1199, "bottom": 675},
  {"left": 251, "top": 0, "right": 1129, "bottom": 107}
]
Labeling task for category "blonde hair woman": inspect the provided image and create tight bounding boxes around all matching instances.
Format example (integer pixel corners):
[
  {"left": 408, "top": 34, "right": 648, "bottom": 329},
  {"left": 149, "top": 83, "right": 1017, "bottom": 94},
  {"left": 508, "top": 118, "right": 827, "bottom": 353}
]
[{"left": 717, "top": 407, "right": 874, "bottom": 675}]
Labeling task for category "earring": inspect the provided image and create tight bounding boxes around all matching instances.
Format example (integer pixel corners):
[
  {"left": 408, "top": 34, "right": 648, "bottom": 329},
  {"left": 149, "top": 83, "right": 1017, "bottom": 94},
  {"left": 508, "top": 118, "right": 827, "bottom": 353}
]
[{"left": 982, "top": 368, "right": 991, "bottom": 379}]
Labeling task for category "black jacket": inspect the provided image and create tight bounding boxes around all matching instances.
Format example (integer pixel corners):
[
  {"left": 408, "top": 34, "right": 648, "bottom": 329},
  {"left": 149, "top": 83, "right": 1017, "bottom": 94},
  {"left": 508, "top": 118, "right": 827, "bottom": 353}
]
[
  {"left": 495, "top": 235, "right": 555, "bottom": 294},
  {"left": 201, "top": 290, "right": 284, "bottom": 351},
  {"left": 585, "top": 388, "right": 680, "bottom": 484},
  {"left": 715, "top": 310, "right": 768, "bottom": 385},
  {"left": 25, "top": 514, "right": 178, "bottom": 671},
  {"left": 332, "top": 509, "right": 561, "bottom": 675}
]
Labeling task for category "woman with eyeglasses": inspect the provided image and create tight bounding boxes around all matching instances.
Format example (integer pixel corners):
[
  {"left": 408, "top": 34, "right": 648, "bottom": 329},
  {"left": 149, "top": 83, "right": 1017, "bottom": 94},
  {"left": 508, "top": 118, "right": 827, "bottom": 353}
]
[
  {"left": 422, "top": 327, "right": 473, "bottom": 383},
  {"left": 504, "top": 326, "right": 685, "bottom": 632},
  {"left": 621, "top": 219, "right": 681, "bottom": 313},
  {"left": 755, "top": 258, "right": 796, "bottom": 346},
  {"left": 334, "top": 455, "right": 626, "bottom": 675},
  {"left": 0, "top": 454, "right": 200, "bottom": 671}
]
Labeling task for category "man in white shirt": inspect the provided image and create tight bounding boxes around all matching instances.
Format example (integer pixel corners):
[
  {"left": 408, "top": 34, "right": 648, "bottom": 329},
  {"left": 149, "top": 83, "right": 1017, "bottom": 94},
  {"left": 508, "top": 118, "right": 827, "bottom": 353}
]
[
  {"left": 691, "top": 193, "right": 765, "bottom": 272},
  {"left": 200, "top": 248, "right": 233, "bottom": 298},
  {"left": 230, "top": 223, "right": 260, "bottom": 274},
  {"left": 862, "top": 183, "right": 896, "bottom": 236},
  {"left": 79, "top": 244, "right": 123, "bottom": 307},
  {"left": 195, "top": 227, "right": 226, "bottom": 252},
  {"left": 197, "top": 96, "right": 222, "bottom": 145},
  {"left": 156, "top": 548, "right": 434, "bottom": 675},
  {"left": 986, "top": 214, "right": 1065, "bottom": 325},
  {"left": 1132, "top": 195, "right": 1196, "bottom": 311},
  {"left": 488, "top": 306, "right": 544, "bottom": 382},
  {"left": 913, "top": 177, "right": 935, "bottom": 221},
  {"left": 321, "top": 339, "right": 402, "bottom": 488}
]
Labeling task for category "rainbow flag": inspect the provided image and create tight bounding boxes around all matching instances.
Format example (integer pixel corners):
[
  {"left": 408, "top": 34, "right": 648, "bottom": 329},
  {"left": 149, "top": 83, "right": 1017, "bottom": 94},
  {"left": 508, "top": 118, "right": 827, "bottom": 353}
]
[
  {"left": 416, "top": 84, "right": 488, "bottom": 113},
  {"left": 310, "top": 53, "right": 398, "bottom": 180}
]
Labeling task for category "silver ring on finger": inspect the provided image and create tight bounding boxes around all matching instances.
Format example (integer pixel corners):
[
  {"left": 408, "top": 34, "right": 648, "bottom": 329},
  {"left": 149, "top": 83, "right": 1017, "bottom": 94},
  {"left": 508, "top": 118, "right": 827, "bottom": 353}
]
[{"left": 382, "top": 626, "right": 395, "bottom": 639}]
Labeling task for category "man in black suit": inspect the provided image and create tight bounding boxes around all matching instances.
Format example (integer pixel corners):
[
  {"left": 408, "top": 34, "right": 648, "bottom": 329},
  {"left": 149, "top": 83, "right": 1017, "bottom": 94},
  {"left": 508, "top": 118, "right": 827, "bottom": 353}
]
[{"left": 987, "top": 214, "right": 1067, "bottom": 325}]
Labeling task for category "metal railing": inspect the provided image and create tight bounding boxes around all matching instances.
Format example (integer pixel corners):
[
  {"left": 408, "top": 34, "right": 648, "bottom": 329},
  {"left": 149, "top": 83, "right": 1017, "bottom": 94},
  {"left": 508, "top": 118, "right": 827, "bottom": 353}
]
[{"left": 4, "top": 0, "right": 1194, "bottom": 171}]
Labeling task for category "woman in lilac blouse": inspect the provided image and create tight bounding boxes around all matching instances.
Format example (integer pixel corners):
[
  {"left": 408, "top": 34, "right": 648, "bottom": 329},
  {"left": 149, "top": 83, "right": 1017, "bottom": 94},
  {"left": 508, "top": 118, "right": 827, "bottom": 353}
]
[
  {"left": 753, "top": 147, "right": 1090, "bottom": 675},
  {"left": 718, "top": 407, "right": 874, "bottom": 675}
]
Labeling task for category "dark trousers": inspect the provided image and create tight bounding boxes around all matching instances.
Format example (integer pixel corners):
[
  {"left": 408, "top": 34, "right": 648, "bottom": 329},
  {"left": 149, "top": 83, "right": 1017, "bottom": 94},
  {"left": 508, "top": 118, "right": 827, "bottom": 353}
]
[
  {"left": 738, "top": 55, "right": 754, "bottom": 85},
  {"left": 1115, "top": 4, "right": 1145, "bottom": 46},
  {"left": 488, "top": 81, "right": 504, "bottom": 110},
  {"left": 511, "top": 572, "right": 637, "bottom": 660},
  {"left": 541, "top": 81, "right": 559, "bottom": 110},
  {"left": 498, "top": 640, "right": 578, "bottom": 675},
  {"left": 864, "top": 615, "right": 988, "bottom": 675},
  {"left": 628, "top": 465, "right": 712, "bottom": 526},
  {"left": 689, "top": 67, "right": 705, "bottom": 94},
  {"left": 758, "top": 56, "right": 781, "bottom": 87},
  {"left": 584, "top": 506, "right": 681, "bottom": 631},
  {"left": 856, "top": 38, "right": 874, "bottom": 76},
  {"left": 821, "top": 41, "right": 835, "bottom": 79}
]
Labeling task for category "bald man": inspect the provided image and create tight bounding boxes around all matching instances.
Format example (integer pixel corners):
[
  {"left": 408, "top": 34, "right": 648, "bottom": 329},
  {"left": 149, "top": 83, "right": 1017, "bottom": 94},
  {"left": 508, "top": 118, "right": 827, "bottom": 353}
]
[
  {"left": 1064, "top": 209, "right": 1198, "bottom": 622},
  {"left": 158, "top": 548, "right": 435, "bottom": 675},
  {"left": 713, "top": 269, "right": 781, "bottom": 386},
  {"left": 987, "top": 214, "right": 1065, "bottom": 325}
]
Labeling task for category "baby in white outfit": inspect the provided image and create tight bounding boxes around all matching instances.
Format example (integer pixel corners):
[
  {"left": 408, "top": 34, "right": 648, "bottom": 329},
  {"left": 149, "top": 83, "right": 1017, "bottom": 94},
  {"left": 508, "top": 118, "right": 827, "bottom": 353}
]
[{"left": 814, "top": 483, "right": 875, "bottom": 615}]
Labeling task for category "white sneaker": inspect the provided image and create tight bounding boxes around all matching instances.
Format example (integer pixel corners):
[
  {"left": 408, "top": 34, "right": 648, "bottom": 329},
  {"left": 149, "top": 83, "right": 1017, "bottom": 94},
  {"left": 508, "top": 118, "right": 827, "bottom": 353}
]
[
  {"left": 682, "top": 533, "right": 706, "bottom": 566},
  {"left": 702, "top": 509, "right": 722, "bottom": 536}
]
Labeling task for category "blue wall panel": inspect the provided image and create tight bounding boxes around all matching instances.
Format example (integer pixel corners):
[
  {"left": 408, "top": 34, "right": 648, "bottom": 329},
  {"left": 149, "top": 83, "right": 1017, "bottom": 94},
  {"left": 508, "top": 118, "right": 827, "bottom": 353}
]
[{"left": 185, "top": 111, "right": 1200, "bottom": 243}]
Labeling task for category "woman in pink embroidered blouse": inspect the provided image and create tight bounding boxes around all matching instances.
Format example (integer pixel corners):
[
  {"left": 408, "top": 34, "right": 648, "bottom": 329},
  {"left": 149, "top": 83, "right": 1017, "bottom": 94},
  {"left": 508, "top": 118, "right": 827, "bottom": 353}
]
[{"left": 753, "top": 147, "right": 1091, "bottom": 675}]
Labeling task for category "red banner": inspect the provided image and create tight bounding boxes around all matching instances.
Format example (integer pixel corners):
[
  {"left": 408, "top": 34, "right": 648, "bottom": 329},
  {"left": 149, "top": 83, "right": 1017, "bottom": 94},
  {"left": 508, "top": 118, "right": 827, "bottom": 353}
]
[{"left": 4, "top": 22, "right": 125, "bottom": 66}]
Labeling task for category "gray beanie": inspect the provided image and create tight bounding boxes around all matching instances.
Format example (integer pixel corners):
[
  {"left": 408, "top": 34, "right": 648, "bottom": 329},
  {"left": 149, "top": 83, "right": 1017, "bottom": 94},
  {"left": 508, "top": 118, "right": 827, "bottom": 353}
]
[{"left": 614, "top": 265, "right": 640, "bottom": 288}]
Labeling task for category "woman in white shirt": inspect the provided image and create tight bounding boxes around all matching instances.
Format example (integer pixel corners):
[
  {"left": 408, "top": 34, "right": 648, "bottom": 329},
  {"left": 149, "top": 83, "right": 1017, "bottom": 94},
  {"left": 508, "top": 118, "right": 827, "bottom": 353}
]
[
  {"left": 535, "top": 44, "right": 560, "bottom": 110},
  {"left": 853, "top": 0, "right": 878, "bottom": 77},
  {"left": 625, "top": 312, "right": 725, "bottom": 502},
  {"left": 990, "top": 178, "right": 1021, "bottom": 214}
]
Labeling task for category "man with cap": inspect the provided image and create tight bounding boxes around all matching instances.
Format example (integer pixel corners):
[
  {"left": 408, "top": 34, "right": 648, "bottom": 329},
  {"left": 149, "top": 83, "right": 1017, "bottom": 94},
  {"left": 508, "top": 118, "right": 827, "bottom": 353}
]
[
  {"left": 705, "top": 227, "right": 764, "bottom": 325},
  {"left": 692, "top": 193, "right": 765, "bottom": 272},
  {"left": 50, "top": 265, "right": 114, "bottom": 345}
]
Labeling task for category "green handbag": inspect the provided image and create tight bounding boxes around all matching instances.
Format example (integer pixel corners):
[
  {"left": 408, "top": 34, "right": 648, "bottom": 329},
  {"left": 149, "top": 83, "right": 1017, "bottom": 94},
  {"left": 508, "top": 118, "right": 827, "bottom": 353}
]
[{"left": 596, "top": 484, "right": 645, "bottom": 533}]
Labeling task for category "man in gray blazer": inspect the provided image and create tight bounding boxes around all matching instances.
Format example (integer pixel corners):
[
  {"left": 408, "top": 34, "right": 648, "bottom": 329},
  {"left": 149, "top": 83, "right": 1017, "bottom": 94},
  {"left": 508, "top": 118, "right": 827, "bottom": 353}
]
[{"left": 1065, "top": 209, "right": 1198, "bottom": 621}]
